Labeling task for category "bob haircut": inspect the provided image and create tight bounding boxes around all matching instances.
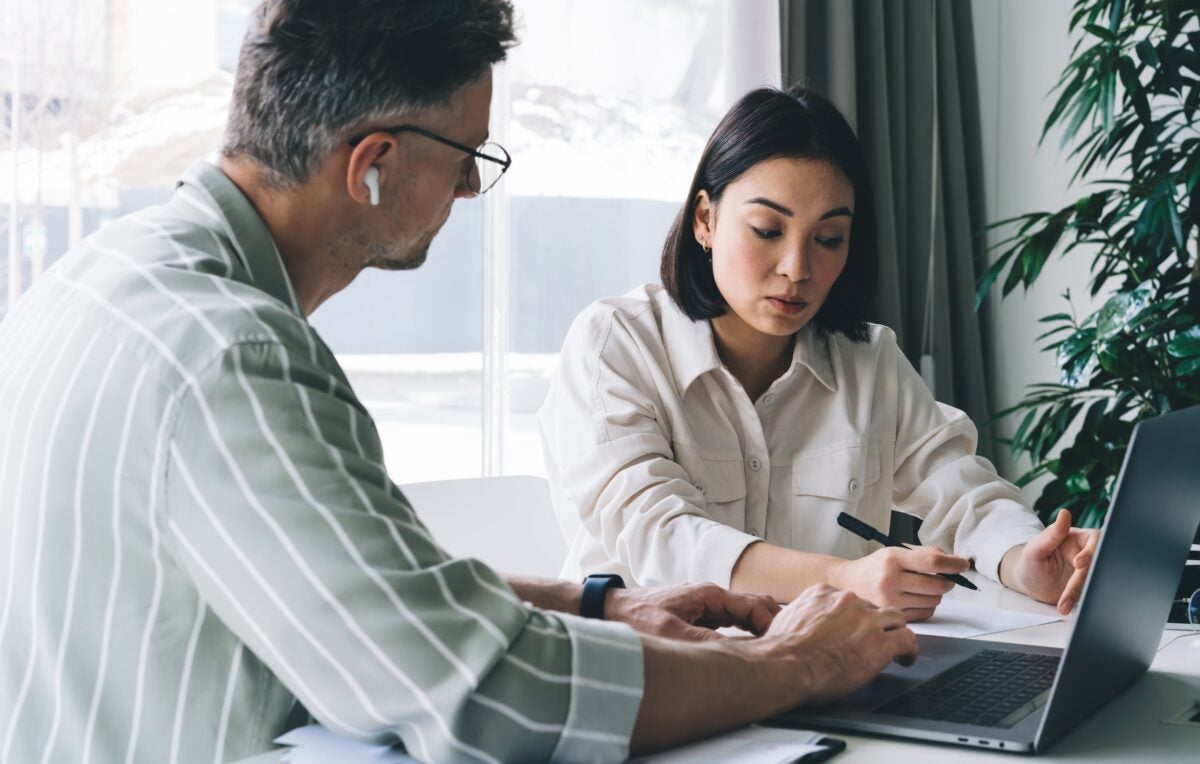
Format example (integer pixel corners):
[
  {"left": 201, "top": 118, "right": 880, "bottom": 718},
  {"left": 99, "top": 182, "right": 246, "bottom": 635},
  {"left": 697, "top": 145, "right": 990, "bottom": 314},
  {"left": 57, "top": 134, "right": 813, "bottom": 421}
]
[{"left": 660, "top": 85, "right": 879, "bottom": 342}]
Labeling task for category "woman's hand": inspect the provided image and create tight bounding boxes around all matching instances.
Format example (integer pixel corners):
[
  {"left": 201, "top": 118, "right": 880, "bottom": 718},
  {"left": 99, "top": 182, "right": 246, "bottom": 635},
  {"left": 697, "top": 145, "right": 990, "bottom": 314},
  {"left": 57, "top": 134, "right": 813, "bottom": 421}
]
[
  {"left": 826, "top": 546, "right": 970, "bottom": 622},
  {"left": 999, "top": 509, "right": 1099, "bottom": 614}
]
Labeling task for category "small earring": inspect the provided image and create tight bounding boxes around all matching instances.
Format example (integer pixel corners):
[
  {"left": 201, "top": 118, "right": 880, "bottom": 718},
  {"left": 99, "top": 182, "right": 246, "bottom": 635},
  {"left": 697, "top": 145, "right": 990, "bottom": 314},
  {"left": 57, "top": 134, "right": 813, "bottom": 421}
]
[{"left": 703, "top": 244, "right": 712, "bottom": 262}]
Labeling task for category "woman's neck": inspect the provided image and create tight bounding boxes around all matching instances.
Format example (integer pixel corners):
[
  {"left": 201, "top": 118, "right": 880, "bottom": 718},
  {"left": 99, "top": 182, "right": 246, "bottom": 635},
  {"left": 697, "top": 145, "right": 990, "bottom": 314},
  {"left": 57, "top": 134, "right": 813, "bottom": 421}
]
[{"left": 710, "top": 315, "right": 795, "bottom": 402}]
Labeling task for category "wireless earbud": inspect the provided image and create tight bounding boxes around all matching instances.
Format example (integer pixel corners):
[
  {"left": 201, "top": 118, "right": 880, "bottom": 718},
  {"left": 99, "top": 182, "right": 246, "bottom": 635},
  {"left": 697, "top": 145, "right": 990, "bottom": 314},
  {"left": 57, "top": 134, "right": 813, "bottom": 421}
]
[{"left": 364, "top": 166, "right": 380, "bottom": 207}]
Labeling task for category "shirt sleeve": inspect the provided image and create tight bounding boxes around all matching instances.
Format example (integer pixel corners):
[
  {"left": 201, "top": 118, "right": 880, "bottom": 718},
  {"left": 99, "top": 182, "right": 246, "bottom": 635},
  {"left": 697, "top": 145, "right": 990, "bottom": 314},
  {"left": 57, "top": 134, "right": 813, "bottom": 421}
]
[
  {"left": 539, "top": 307, "right": 758, "bottom": 588},
  {"left": 887, "top": 338, "right": 1045, "bottom": 581},
  {"left": 161, "top": 338, "right": 644, "bottom": 763}
]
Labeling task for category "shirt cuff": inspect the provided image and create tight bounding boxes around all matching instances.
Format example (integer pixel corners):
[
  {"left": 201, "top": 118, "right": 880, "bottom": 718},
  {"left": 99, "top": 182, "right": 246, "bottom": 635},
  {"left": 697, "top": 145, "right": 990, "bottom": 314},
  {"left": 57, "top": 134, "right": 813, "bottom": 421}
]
[
  {"left": 967, "top": 505, "right": 1045, "bottom": 582},
  {"left": 548, "top": 613, "right": 645, "bottom": 763},
  {"left": 689, "top": 523, "right": 759, "bottom": 589}
]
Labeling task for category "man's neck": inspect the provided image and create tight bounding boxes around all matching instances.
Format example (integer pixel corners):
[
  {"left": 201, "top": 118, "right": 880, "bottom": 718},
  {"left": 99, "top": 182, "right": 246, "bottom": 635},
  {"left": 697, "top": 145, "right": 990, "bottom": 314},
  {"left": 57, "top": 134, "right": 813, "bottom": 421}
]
[{"left": 216, "top": 156, "right": 352, "bottom": 316}]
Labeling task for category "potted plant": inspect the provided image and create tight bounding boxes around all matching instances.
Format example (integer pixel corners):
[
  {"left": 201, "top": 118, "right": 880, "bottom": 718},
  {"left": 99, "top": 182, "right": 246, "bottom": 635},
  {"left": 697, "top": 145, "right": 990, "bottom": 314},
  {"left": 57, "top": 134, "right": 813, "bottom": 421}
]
[{"left": 976, "top": 0, "right": 1200, "bottom": 527}]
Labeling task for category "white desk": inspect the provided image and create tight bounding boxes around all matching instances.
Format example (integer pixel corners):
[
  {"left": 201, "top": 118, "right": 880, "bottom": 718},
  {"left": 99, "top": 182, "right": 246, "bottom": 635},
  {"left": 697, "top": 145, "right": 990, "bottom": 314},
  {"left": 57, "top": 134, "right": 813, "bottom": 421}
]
[{"left": 236, "top": 573, "right": 1200, "bottom": 762}]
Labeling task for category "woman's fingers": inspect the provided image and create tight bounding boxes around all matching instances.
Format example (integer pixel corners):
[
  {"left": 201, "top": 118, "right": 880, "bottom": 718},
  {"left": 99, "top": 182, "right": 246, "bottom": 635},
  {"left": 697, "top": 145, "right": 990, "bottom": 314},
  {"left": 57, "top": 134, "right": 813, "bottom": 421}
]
[
  {"left": 897, "top": 571, "right": 954, "bottom": 596},
  {"left": 893, "top": 592, "right": 943, "bottom": 611},
  {"left": 902, "top": 607, "right": 937, "bottom": 623},
  {"left": 895, "top": 546, "right": 969, "bottom": 576}
]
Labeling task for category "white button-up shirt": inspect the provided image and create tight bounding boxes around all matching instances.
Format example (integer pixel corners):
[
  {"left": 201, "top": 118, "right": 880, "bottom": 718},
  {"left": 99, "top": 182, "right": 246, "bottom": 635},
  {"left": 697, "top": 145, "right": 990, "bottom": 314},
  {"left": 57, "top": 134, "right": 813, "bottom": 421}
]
[{"left": 539, "top": 284, "right": 1044, "bottom": 589}]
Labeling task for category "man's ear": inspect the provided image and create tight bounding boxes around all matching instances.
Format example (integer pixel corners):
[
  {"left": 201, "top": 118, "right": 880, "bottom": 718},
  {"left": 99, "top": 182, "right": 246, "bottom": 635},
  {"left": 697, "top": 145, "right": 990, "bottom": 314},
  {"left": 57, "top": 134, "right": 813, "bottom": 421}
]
[
  {"left": 346, "top": 136, "right": 393, "bottom": 206},
  {"left": 692, "top": 189, "right": 714, "bottom": 248}
]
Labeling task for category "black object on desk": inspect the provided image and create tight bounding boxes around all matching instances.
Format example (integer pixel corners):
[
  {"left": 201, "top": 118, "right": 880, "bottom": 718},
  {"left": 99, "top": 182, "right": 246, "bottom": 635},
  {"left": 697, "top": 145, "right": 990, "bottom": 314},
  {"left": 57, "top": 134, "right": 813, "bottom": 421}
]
[
  {"left": 798, "top": 736, "right": 846, "bottom": 762},
  {"left": 836, "top": 512, "right": 978, "bottom": 591}
]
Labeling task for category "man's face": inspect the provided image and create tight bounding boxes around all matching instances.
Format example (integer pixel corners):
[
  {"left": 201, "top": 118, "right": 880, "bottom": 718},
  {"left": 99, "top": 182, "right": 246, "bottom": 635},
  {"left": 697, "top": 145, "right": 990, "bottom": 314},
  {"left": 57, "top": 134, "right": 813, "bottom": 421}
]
[{"left": 360, "top": 71, "right": 494, "bottom": 271}]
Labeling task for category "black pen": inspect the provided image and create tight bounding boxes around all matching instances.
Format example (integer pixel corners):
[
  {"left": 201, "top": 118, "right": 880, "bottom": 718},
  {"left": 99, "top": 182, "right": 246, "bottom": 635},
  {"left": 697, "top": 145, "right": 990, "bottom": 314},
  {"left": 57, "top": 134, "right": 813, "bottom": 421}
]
[{"left": 836, "top": 512, "right": 978, "bottom": 590}]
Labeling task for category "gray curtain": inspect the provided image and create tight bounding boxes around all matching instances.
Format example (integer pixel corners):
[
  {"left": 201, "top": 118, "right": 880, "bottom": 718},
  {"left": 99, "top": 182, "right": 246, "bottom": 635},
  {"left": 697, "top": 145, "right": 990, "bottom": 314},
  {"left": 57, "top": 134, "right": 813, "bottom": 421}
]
[{"left": 779, "top": 0, "right": 994, "bottom": 463}]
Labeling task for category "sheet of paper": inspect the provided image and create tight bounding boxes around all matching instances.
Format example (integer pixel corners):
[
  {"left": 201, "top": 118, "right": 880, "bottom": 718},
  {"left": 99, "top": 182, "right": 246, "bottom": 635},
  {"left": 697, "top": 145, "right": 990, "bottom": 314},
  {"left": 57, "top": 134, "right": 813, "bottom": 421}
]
[
  {"left": 908, "top": 598, "right": 1060, "bottom": 638},
  {"left": 628, "top": 725, "right": 833, "bottom": 763},
  {"left": 277, "top": 725, "right": 417, "bottom": 764}
]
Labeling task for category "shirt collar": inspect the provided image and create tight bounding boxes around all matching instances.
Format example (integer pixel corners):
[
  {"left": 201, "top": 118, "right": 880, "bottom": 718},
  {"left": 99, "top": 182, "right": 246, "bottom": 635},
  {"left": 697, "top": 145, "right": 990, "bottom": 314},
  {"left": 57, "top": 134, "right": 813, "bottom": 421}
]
[
  {"left": 658, "top": 292, "right": 723, "bottom": 393},
  {"left": 792, "top": 324, "right": 839, "bottom": 393},
  {"left": 657, "top": 290, "right": 839, "bottom": 394},
  {"left": 175, "top": 159, "right": 304, "bottom": 316}
]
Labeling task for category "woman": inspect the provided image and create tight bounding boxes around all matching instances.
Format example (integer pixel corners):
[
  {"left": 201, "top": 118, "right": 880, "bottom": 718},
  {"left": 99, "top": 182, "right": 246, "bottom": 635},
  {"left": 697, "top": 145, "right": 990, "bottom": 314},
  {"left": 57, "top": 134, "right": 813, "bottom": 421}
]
[{"left": 538, "top": 86, "right": 1096, "bottom": 621}]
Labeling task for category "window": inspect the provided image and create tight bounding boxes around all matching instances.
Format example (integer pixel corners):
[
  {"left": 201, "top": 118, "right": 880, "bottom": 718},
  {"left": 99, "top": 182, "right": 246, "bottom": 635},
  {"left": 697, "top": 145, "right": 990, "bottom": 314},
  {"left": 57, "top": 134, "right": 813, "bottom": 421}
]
[{"left": 2, "top": 0, "right": 778, "bottom": 483}]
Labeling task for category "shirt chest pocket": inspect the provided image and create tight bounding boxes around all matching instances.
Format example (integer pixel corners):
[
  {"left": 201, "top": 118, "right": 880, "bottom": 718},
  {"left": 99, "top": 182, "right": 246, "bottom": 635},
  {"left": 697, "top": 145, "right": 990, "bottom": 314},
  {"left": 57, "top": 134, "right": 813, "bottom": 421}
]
[
  {"left": 675, "top": 444, "right": 748, "bottom": 529},
  {"left": 791, "top": 443, "right": 882, "bottom": 510}
]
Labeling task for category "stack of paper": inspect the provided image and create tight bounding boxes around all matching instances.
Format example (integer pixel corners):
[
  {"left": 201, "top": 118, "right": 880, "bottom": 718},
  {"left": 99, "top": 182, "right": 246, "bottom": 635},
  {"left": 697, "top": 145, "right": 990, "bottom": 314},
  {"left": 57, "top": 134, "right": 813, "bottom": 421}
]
[
  {"left": 276, "top": 725, "right": 417, "bottom": 764},
  {"left": 909, "top": 599, "right": 1061, "bottom": 638},
  {"left": 628, "top": 726, "right": 836, "bottom": 763}
]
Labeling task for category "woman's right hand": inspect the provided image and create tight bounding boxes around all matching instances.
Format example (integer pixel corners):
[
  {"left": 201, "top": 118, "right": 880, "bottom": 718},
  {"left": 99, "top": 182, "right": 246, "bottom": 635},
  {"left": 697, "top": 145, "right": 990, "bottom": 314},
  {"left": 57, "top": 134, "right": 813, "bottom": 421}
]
[{"left": 827, "top": 546, "right": 969, "bottom": 621}]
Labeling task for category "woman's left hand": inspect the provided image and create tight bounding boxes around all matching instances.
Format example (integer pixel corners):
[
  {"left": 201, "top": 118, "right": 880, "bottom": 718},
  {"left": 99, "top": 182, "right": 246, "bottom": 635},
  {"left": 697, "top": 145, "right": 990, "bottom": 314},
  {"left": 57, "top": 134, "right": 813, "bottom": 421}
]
[{"left": 999, "top": 509, "right": 1100, "bottom": 614}]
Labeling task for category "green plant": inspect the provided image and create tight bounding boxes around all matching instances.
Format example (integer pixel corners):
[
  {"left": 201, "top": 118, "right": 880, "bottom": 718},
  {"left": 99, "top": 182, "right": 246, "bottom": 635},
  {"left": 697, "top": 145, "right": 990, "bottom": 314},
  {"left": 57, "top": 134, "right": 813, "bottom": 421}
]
[{"left": 976, "top": 0, "right": 1200, "bottom": 527}]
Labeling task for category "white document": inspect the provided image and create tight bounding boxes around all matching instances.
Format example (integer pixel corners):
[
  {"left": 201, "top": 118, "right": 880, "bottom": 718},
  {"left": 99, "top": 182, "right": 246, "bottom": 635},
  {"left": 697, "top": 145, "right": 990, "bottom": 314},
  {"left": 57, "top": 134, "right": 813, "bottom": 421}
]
[
  {"left": 908, "top": 598, "right": 1060, "bottom": 639},
  {"left": 276, "top": 725, "right": 417, "bottom": 764},
  {"left": 627, "top": 725, "right": 835, "bottom": 763}
]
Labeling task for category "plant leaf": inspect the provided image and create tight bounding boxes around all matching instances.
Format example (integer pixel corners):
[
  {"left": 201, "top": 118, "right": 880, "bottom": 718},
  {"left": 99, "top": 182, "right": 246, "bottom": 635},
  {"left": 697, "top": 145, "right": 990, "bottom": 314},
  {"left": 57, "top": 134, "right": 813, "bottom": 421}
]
[
  {"left": 1095, "top": 285, "right": 1154, "bottom": 339},
  {"left": 1167, "top": 326, "right": 1200, "bottom": 358}
]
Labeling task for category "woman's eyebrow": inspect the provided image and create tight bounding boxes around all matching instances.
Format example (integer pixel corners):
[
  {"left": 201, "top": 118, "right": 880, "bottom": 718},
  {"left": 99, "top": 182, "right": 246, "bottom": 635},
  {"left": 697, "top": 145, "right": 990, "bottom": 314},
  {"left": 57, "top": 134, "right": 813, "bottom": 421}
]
[
  {"left": 745, "top": 197, "right": 794, "bottom": 216},
  {"left": 820, "top": 206, "right": 853, "bottom": 220},
  {"left": 745, "top": 198, "right": 854, "bottom": 221}
]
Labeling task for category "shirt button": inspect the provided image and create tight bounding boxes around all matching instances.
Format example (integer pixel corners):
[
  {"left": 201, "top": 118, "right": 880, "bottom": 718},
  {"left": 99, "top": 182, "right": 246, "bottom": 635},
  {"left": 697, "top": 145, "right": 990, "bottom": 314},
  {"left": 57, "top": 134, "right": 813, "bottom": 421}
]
[
  {"left": 848, "top": 478, "right": 862, "bottom": 497},
  {"left": 761, "top": 394, "right": 776, "bottom": 405},
  {"left": 748, "top": 527, "right": 761, "bottom": 538},
  {"left": 748, "top": 457, "right": 762, "bottom": 472},
  {"left": 694, "top": 481, "right": 706, "bottom": 494}
]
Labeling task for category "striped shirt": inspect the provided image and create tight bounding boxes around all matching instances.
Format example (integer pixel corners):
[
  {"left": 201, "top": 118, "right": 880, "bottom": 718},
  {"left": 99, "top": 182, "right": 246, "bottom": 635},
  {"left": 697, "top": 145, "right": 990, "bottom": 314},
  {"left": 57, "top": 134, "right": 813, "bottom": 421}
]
[{"left": 0, "top": 160, "right": 644, "bottom": 764}]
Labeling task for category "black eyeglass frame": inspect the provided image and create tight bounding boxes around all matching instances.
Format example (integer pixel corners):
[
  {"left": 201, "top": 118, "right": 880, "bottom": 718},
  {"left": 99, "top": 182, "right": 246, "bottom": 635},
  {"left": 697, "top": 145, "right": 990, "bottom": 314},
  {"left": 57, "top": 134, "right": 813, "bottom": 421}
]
[{"left": 348, "top": 125, "right": 511, "bottom": 194}]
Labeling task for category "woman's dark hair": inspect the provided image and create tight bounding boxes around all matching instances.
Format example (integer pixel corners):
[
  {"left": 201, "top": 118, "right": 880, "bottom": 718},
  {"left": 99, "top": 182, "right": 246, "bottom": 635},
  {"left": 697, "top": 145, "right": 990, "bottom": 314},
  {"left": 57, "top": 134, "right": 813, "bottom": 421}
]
[
  {"left": 660, "top": 85, "right": 878, "bottom": 342},
  {"left": 222, "top": 0, "right": 517, "bottom": 188}
]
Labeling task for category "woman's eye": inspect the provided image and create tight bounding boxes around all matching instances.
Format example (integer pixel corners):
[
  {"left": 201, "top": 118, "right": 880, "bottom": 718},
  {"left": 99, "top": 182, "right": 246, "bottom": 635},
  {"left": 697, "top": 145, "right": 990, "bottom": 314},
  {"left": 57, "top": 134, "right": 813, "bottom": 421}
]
[
  {"left": 751, "top": 226, "right": 781, "bottom": 240},
  {"left": 816, "top": 236, "right": 845, "bottom": 249}
]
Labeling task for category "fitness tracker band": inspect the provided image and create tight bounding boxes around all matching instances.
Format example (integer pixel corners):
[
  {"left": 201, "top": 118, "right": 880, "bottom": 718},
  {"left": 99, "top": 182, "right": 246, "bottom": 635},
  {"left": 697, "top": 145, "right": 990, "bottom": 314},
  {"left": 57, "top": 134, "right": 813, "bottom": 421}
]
[{"left": 580, "top": 574, "right": 625, "bottom": 620}]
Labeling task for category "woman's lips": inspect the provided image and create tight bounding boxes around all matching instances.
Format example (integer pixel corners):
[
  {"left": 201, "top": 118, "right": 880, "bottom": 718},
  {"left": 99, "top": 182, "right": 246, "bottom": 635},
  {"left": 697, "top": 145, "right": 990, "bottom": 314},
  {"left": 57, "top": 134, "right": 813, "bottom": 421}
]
[{"left": 767, "top": 296, "right": 808, "bottom": 315}]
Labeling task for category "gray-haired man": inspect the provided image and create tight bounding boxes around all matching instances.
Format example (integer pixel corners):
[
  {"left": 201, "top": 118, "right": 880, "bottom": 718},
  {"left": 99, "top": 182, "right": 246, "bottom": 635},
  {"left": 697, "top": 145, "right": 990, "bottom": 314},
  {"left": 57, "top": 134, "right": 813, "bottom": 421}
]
[{"left": 0, "top": 1, "right": 916, "bottom": 761}]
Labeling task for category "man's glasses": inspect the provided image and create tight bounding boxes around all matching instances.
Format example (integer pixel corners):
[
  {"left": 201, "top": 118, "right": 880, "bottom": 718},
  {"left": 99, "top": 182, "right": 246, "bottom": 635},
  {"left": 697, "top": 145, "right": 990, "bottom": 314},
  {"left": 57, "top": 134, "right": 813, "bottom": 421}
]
[{"left": 349, "top": 125, "right": 511, "bottom": 195}]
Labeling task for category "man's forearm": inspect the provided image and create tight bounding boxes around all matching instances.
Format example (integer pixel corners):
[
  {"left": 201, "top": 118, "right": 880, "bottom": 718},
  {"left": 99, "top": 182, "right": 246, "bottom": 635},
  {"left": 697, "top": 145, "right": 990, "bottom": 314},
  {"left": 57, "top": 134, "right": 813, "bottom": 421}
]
[
  {"left": 504, "top": 574, "right": 582, "bottom": 615},
  {"left": 630, "top": 634, "right": 812, "bottom": 753}
]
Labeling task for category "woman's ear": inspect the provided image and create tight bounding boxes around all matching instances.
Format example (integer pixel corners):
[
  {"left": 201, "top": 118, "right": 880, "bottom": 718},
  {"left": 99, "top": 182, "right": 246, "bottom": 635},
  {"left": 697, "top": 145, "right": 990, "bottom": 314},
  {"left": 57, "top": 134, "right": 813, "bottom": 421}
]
[{"left": 692, "top": 189, "right": 714, "bottom": 248}]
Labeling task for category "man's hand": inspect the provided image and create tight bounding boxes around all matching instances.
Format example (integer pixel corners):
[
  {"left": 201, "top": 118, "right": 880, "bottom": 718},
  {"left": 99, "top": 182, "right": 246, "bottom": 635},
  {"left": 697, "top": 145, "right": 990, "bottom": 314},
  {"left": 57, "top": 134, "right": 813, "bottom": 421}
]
[
  {"left": 605, "top": 583, "right": 780, "bottom": 641},
  {"left": 767, "top": 584, "right": 918, "bottom": 704},
  {"left": 826, "top": 546, "right": 969, "bottom": 622},
  {"left": 999, "top": 509, "right": 1100, "bottom": 614}
]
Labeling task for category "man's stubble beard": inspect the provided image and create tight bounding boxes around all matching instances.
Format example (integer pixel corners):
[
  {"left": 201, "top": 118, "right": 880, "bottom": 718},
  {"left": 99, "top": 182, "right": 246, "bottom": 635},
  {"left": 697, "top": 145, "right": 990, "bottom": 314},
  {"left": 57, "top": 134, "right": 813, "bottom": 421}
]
[
  {"left": 348, "top": 226, "right": 431, "bottom": 272},
  {"left": 367, "top": 244, "right": 429, "bottom": 271}
]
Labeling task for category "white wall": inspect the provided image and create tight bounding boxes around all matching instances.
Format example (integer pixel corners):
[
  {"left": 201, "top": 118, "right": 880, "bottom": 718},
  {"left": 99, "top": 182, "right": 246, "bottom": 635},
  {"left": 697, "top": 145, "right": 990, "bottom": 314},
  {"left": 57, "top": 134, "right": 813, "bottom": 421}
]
[{"left": 972, "top": 0, "right": 1099, "bottom": 487}]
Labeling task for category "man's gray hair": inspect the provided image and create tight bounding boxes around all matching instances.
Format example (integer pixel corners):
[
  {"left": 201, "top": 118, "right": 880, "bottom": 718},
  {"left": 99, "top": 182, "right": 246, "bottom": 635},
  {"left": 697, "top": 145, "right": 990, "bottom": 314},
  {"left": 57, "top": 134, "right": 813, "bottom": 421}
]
[{"left": 222, "top": 0, "right": 517, "bottom": 188}]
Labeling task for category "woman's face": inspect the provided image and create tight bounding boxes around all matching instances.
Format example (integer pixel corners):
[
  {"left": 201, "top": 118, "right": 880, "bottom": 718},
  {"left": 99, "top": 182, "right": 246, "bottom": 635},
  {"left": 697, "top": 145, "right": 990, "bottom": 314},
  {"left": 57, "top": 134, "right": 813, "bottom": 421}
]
[{"left": 693, "top": 157, "right": 854, "bottom": 343}]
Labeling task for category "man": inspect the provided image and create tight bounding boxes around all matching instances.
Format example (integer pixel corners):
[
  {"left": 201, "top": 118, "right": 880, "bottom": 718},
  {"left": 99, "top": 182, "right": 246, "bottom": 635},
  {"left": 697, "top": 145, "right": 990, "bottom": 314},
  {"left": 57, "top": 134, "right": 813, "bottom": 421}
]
[{"left": 0, "top": 2, "right": 916, "bottom": 762}]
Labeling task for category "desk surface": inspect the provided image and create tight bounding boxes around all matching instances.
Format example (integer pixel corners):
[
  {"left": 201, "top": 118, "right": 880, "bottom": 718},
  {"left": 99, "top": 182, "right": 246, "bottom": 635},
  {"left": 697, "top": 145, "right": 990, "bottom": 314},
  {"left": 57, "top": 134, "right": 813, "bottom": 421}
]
[{"left": 237, "top": 574, "right": 1200, "bottom": 763}]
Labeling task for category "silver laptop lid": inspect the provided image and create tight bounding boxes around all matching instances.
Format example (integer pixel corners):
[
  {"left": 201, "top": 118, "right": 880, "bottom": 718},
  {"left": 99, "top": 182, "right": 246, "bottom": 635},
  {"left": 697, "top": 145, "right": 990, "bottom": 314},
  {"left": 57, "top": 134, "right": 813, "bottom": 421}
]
[{"left": 1035, "top": 405, "right": 1200, "bottom": 751}]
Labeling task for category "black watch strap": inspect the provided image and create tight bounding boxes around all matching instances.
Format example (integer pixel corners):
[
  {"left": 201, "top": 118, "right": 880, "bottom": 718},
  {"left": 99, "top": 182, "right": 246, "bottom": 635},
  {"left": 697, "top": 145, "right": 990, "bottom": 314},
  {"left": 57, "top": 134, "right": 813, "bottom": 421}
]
[{"left": 580, "top": 574, "right": 625, "bottom": 620}]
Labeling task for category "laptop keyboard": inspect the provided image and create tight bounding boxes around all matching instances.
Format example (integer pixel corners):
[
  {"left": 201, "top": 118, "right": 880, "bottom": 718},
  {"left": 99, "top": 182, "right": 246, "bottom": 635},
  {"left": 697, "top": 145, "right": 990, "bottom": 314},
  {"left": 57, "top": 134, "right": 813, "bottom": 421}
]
[{"left": 878, "top": 649, "right": 1060, "bottom": 728}]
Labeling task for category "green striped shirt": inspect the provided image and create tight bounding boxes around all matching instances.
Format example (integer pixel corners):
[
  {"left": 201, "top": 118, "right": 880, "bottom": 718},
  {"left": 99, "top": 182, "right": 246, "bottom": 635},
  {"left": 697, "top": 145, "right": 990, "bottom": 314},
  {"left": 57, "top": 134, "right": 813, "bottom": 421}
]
[{"left": 0, "top": 160, "right": 644, "bottom": 763}]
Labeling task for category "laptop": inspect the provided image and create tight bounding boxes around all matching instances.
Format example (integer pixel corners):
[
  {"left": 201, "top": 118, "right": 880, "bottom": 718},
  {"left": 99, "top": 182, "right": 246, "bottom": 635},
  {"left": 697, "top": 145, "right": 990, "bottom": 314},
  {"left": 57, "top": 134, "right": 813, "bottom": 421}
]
[{"left": 769, "top": 404, "right": 1200, "bottom": 753}]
